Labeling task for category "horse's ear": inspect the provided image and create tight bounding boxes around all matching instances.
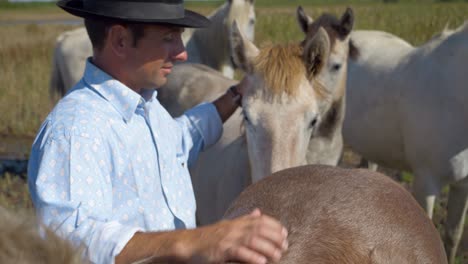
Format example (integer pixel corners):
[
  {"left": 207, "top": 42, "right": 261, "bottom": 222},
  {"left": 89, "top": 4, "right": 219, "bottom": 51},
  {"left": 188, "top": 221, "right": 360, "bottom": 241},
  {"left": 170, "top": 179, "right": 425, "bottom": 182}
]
[
  {"left": 338, "top": 7, "right": 354, "bottom": 37},
  {"left": 297, "top": 6, "right": 313, "bottom": 34},
  {"left": 230, "top": 20, "right": 259, "bottom": 73},
  {"left": 303, "top": 27, "right": 330, "bottom": 79}
]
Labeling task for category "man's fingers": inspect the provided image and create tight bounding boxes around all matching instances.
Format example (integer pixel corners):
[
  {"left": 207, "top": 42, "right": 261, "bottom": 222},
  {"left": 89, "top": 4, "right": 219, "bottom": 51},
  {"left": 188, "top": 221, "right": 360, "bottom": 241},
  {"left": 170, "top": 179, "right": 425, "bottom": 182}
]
[
  {"left": 247, "top": 236, "right": 284, "bottom": 263},
  {"left": 256, "top": 224, "right": 289, "bottom": 252},
  {"left": 254, "top": 215, "right": 288, "bottom": 250},
  {"left": 227, "top": 246, "right": 267, "bottom": 264},
  {"left": 249, "top": 208, "right": 262, "bottom": 217}
]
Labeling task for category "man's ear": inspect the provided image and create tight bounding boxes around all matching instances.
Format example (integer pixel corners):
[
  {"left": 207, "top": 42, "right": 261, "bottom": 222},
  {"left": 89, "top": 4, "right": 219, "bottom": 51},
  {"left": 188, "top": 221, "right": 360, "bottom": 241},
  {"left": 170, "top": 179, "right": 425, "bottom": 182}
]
[{"left": 107, "top": 25, "right": 133, "bottom": 58}]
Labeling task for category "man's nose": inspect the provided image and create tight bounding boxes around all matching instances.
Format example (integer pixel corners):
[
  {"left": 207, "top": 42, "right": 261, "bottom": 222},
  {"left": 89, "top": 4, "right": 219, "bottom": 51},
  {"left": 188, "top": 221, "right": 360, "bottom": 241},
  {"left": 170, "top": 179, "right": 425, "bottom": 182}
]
[
  {"left": 172, "top": 37, "right": 187, "bottom": 62},
  {"left": 173, "top": 49, "right": 188, "bottom": 62}
]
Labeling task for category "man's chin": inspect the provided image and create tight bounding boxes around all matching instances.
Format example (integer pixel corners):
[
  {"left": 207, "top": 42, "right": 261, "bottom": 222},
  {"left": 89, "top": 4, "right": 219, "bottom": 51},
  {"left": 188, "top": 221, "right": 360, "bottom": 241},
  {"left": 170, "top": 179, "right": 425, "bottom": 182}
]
[{"left": 155, "top": 78, "right": 168, "bottom": 88}]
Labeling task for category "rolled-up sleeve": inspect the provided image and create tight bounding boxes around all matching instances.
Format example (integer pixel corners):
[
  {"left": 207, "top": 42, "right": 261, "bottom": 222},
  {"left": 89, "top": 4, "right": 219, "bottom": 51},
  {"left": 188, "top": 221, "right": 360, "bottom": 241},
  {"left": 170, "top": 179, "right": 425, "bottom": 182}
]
[
  {"left": 175, "top": 102, "right": 223, "bottom": 167},
  {"left": 28, "top": 132, "right": 142, "bottom": 264}
]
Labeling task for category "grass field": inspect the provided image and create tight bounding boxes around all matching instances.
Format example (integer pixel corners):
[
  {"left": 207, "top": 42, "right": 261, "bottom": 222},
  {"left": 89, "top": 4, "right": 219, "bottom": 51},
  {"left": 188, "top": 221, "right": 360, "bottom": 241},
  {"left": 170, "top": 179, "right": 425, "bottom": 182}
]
[{"left": 0, "top": 0, "right": 467, "bottom": 262}]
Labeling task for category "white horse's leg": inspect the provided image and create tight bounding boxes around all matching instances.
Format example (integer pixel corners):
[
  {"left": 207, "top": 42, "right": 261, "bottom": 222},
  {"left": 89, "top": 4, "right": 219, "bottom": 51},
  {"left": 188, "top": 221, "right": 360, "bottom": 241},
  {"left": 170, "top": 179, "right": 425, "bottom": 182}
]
[
  {"left": 412, "top": 173, "right": 438, "bottom": 219},
  {"left": 358, "top": 158, "right": 378, "bottom": 171},
  {"left": 445, "top": 178, "right": 468, "bottom": 264}
]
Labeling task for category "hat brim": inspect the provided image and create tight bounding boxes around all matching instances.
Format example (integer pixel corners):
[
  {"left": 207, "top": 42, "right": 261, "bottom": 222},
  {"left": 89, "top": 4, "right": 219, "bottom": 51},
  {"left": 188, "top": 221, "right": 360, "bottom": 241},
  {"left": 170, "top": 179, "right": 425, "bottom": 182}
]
[{"left": 57, "top": 0, "right": 211, "bottom": 28}]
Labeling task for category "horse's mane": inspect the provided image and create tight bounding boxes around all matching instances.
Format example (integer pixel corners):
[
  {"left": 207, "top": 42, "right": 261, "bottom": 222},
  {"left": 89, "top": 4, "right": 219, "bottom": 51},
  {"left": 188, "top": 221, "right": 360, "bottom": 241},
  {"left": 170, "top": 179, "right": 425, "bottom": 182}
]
[
  {"left": 421, "top": 20, "right": 468, "bottom": 52},
  {"left": 253, "top": 43, "right": 327, "bottom": 99},
  {"left": 0, "top": 207, "right": 85, "bottom": 264},
  {"left": 456, "top": 20, "right": 468, "bottom": 33}
]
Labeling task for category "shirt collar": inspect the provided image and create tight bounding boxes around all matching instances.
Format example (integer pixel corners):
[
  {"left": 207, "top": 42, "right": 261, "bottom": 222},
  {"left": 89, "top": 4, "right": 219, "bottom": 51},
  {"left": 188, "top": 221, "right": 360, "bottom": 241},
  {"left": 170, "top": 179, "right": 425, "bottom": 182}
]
[{"left": 82, "top": 58, "right": 158, "bottom": 122}]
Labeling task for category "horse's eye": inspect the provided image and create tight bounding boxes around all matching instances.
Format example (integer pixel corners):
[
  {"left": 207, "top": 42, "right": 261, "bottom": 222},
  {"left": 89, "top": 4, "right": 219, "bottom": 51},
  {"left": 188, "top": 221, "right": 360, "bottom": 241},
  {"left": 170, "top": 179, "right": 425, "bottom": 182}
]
[
  {"left": 332, "top": 63, "right": 342, "bottom": 71},
  {"left": 249, "top": 18, "right": 255, "bottom": 25}
]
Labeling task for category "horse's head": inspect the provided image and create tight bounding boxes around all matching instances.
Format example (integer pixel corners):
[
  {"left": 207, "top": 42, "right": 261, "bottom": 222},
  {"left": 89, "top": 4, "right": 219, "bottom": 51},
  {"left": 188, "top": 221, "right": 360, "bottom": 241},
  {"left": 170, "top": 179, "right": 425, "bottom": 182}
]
[
  {"left": 297, "top": 7, "right": 356, "bottom": 165},
  {"left": 226, "top": 0, "right": 256, "bottom": 42},
  {"left": 297, "top": 6, "right": 355, "bottom": 105},
  {"left": 230, "top": 20, "right": 330, "bottom": 182}
]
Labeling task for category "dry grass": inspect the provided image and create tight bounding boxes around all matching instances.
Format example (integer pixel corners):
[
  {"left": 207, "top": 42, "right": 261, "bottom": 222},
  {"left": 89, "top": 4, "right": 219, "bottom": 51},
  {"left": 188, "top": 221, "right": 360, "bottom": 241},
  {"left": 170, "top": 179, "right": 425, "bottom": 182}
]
[
  {"left": 0, "top": 173, "right": 32, "bottom": 211},
  {"left": 0, "top": 23, "right": 79, "bottom": 137}
]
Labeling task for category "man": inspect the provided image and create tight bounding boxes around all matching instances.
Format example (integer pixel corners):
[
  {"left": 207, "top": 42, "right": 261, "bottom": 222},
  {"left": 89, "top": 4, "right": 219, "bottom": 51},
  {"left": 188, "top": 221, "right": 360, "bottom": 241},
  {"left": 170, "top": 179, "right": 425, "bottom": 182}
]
[{"left": 27, "top": 0, "right": 288, "bottom": 263}]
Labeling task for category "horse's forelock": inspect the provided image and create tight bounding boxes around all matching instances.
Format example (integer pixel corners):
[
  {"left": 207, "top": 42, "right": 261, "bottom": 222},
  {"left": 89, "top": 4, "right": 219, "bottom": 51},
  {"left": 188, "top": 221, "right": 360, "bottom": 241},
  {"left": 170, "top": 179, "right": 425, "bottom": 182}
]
[
  {"left": 253, "top": 44, "right": 328, "bottom": 100},
  {"left": 253, "top": 44, "right": 304, "bottom": 97}
]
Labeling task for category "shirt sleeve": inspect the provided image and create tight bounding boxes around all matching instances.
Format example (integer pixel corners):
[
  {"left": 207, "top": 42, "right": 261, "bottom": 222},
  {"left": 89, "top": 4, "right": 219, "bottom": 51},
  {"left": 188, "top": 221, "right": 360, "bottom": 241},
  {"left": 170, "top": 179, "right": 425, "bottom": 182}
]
[
  {"left": 174, "top": 102, "right": 223, "bottom": 167},
  {"left": 28, "top": 129, "right": 142, "bottom": 264}
]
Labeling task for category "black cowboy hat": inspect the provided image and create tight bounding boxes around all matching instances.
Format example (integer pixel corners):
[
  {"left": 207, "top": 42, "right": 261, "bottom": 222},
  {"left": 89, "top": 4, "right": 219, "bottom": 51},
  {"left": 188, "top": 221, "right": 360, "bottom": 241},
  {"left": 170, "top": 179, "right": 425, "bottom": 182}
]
[{"left": 57, "top": 0, "right": 211, "bottom": 28}]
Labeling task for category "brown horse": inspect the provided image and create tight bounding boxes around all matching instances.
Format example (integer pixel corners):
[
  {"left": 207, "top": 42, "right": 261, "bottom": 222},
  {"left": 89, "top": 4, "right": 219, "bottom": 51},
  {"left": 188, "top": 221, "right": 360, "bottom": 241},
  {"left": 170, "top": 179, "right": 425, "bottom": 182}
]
[{"left": 224, "top": 165, "right": 447, "bottom": 263}]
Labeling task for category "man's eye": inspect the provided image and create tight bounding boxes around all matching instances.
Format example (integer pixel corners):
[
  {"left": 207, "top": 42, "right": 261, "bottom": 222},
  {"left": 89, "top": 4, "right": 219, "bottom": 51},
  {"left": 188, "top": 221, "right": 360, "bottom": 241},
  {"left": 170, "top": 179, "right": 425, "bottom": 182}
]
[{"left": 163, "top": 34, "right": 174, "bottom": 41}]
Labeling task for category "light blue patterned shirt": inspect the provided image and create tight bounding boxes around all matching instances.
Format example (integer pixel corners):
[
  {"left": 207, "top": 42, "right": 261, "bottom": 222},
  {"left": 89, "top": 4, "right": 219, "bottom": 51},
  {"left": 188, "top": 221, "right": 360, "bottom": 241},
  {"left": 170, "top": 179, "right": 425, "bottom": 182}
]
[{"left": 28, "top": 60, "right": 223, "bottom": 264}]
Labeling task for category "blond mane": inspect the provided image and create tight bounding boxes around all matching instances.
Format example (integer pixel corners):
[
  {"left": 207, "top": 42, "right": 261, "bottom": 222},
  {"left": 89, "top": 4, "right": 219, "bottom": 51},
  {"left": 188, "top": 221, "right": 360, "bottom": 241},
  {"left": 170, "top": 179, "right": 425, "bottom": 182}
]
[{"left": 253, "top": 43, "right": 327, "bottom": 99}]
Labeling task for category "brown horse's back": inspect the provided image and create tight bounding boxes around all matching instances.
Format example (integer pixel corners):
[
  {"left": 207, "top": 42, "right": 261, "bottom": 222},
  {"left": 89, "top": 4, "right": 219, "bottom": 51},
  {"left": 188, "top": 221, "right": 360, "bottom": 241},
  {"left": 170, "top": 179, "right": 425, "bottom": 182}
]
[{"left": 223, "top": 165, "right": 447, "bottom": 264}]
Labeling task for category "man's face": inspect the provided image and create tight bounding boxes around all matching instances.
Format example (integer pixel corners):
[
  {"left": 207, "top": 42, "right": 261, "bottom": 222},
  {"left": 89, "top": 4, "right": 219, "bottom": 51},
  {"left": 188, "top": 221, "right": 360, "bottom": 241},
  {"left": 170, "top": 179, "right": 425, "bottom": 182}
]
[{"left": 126, "top": 24, "right": 187, "bottom": 90}]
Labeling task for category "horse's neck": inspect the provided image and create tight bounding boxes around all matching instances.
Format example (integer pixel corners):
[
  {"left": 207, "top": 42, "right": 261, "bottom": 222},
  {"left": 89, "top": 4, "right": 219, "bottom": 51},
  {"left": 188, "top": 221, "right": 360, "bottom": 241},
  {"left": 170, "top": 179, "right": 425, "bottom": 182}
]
[
  {"left": 188, "top": 3, "right": 230, "bottom": 69},
  {"left": 306, "top": 96, "right": 345, "bottom": 166},
  {"left": 318, "top": 96, "right": 346, "bottom": 138}
]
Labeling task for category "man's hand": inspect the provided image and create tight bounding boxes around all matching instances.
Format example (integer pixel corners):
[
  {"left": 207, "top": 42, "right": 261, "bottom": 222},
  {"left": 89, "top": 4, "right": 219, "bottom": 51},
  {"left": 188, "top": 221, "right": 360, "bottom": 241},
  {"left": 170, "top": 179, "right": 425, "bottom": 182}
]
[
  {"left": 182, "top": 208, "right": 288, "bottom": 264},
  {"left": 116, "top": 209, "right": 288, "bottom": 264},
  {"left": 213, "top": 76, "right": 250, "bottom": 123}
]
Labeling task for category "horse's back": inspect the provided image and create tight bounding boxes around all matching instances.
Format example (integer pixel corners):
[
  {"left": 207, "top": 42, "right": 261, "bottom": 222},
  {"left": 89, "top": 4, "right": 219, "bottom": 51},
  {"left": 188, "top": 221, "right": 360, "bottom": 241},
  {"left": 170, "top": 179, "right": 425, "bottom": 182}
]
[
  {"left": 50, "top": 27, "right": 91, "bottom": 98},
  {"left": 224, "top": 165, "right": 447, "bottom": 264},
  {"left": 158, "top": 63, "right": 235, "bottom": 116}
]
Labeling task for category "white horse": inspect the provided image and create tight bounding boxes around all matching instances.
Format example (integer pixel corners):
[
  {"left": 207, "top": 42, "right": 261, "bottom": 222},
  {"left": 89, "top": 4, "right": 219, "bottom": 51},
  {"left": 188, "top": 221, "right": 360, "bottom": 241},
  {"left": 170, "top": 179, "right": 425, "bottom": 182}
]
[
  {"left": 182, "top": 0, "right": 255, "bottom": 79},
  {"left": 49, "top": 27, "right": 90, "bottom": 101},
  {"left": 49, "top": 0, "right": 256, "bottom": 99},
  {"left": 159, "top": 7, "right": 355, "bottom": 225},
  {"left": 343, "top": 22, "right": 468, "bottom": 263}
]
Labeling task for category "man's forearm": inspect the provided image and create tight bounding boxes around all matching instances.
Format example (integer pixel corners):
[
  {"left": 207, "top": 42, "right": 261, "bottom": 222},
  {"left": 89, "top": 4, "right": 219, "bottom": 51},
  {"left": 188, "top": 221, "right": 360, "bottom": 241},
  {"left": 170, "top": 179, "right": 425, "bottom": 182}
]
[{"left": 115, "top": 230, "right": 193, "bottom": 264}]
